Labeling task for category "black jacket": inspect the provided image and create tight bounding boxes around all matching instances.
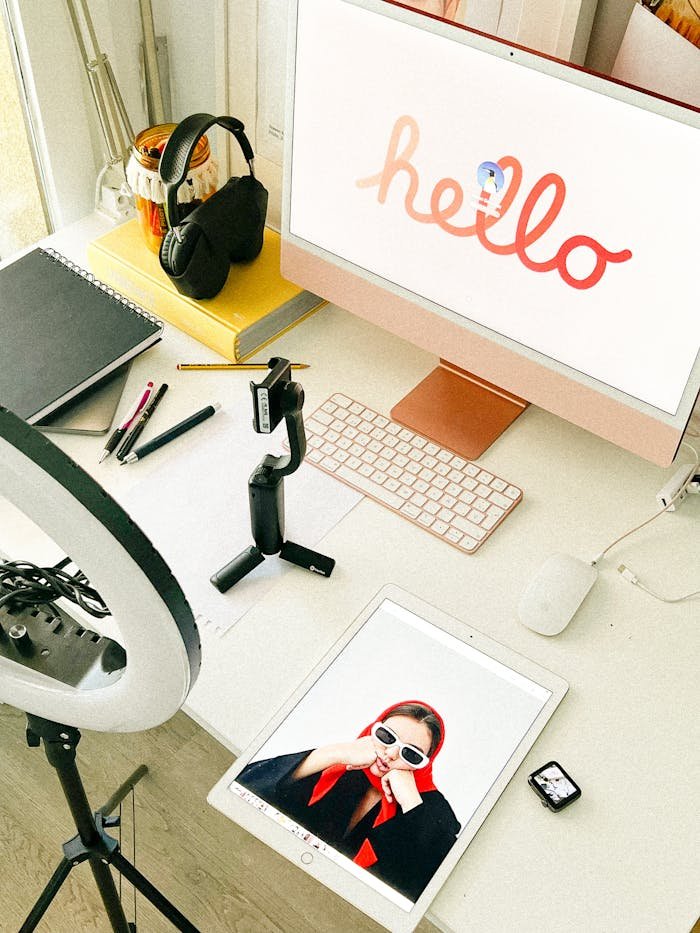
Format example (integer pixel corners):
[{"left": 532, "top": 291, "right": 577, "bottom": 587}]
[{"left": 238, "top": 750, "right": 460, "bottom": 902}]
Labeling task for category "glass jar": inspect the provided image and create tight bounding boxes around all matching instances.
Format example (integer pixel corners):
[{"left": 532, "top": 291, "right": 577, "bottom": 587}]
[{"left": 126, "top": 123, "right": 218, "bottom": 253}]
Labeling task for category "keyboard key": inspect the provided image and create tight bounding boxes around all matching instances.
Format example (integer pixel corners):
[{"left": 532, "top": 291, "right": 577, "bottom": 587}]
[
  {"left": 487, "top": 504, "right": 505, "bottom": 520},
  {"left": 440, "top": 494, "right": 457, "bottom": 509},
  {"left": 321, "top": 442, "right": 337, "bottom": 456},
  {"left": 309, "top": 435, "right": 324, "bottom": 449},
  {"left": 331, "top": 419, "right": 345, "bottom": 432},
  {"left": 337, "top": 436, "right": 352, "bottom": 450},
  {"left": 372, "top": 470, "right": 388, "bottom": 485},
  {"left": 383, "top": 435, "right": 399, "bottom": 448},
  {"left": 333, "top": 409, "right": 348, "bottom": 422},
  {"left": 321, "top": 456, "right": 339, "bottom": 471},
  {"left": 411, "top": 436, "right": 427, "bottom": 449},
  {"left": 453, "top": 516, "right": 486, "bottom": 540},
  {"left": 394, "top": 454, "right": 409, "bottom": 468},
  {"left": 337, "top": 466, "right": 404, "bottom": 509},
  {"left": 401, "top": 502, "right": 421, "bottom": 519},
  {"left": 448, "top": 471, "right": 463, "bottom": 485},
  {"left": 446, "top": 482, "right": 461, "bottom": 497},
  {"left": 371, "top": 427, "right": 386, "bottom": 441},
  {"left": 400, "top": 472, "right": 415, "bottom": 486},
  {"left": 434, "top": 476, "right": 449, "bottom": 490},
  {"left": 413, "top": 479, "right": 429, "bottom": 494},
  {"left": 505, "top": 485, "right": 520, "bottom": 500},
  {"left": 361, "top": 451, "right": 377, "bottom": 465},
  {"left": 445, "top": 528, "right": 463, "bottom": 544},
  {"left": 361, "top": 408, "right": 376, "bottom": 422},
  {"left": 388, "top": 464, "right": 403, "bottom": 479},
  {"left": 477, "top": 470, "right": 494, "bottom": 484},
  {"left": 474, "top": 498, "right": 490, "bottom": 512},
  {"left": 468, "top": 509, "right": 485, "bottom": 524},
  {"left": 475, "top": 483, "right": 492, "bottom": 498},
  {"left": 385, "top": 478, "right": 401, "bottom": 492},
  {"left": 424, "top": 500, "right": 440, "bottom": 515},
  {"left": 459, "top": 489, "right": 476, "bottom": 505},
  {"left": 432, "top": 520, "right": 449, "bottom": 535},
  {"left": 396, "top": 441, "right": 412, "bottom": 455},
  {"left": 427, "top": 488, "right": 442, "bottom": 502},
  {"left": 315, "top": 410, "right": 333, "bottom": 425},
  {"left": 438, "top": 508, "right": 455, "bottom": 522},
  {"left": 308, "top": 449, "right": 323, "bottom": 463},
  {"left": 406, "top": 461, "right": 422, "bottom": 475},
  {"left": 435, "top": 464, "right": 451, "bottom": 478},
  {"left": 411, "top": 493, "right": 427, "bottom": 508},
  {"left": 336, "top": 450, "right": 349, "bottom": 463},
  {"left": 450, "top": 456, "right": 467, "bottom": 470},
  {"left": 424, "top": 442, "right": 439, "bottom": 456},
  {"left": 419, "top": 467, "right": 436, "bottom": 483},
  {"left": 399, "top": 428, "right": 414, "bottom": 442},
  {"left": 359, "top": 463, "right": 374, "bottom": 477},
  {"left": 374, "top": 416, "right": 389, "bottom": 428},
  {"left": 375, "top": 457, "right": 390, "bottom": 472},
  {"left": 454, "top": 501, "right": 469, "bottom": 516},
  {"left": 398, "top": 485, "right": 413, "bottom": 500},
  {"left": 481, "top": 512, "right": 500, "bottom": 530},
  {"left": 490, "top": 491, "right": 512, "bottom": 510},
  {"left": 349, "top": 402, "right": 364, "bottom": 414},
  {"left": 344, "top": 425, "right": 359, "bottom": 439},
  {"left": 423, "top": 455, "right": 438, "bottom": 469},
  {"left": 350, "top": 443, "right": 364, "bottom": 458},
  {"left": 459, "top": 536, "right": 478, "bottom": 552},
  {"left": 418, "top": 512, "right": 435, "bottom": 527},
  {"left": 321, "top": 401, "right": 337, "bottom": 414},
  {"left": 325, "top": 429, "right": 340, "bottom": 443},
  {"left": 491, "top": 477, "right": 507, "bottom": 492},
  {"left": 368, "top": 439, "right": 383, "bottom": 453},
  {"left": 331, "top": 394, "right": 351, "bottom": 407},
  {"left": 346, "top": 415, "right": 361, "bottom": 428},
  {"left": 462, "top": 477, "right": 477, "bottom": 491},
  {"left": 306, "top": 418, "right": 326, "bottom": 435},
  {"left": 465, "top": 464, "right": 479, "bottom": 477},
  {"left": 360, "top": 420, "right": 374, "bottom": 434},
  {"left": 346, "top": 456, "right": 362, "bottom": 470},
  {"left": 437, "top": 450, "right": 452, "bottom": 463},
  {"left": 386, "top": 423, "right": 401, "bottom": 435}
]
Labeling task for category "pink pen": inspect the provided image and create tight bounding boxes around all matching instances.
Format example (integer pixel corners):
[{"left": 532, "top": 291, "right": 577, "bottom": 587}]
[{"left": 99, "top": 381, "right": 154, "bottom": 462}]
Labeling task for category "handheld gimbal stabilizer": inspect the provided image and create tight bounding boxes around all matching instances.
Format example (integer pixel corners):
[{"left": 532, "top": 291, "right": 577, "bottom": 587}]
[{"left": 210, "top": 358, "right": 336, "bottom": 593}]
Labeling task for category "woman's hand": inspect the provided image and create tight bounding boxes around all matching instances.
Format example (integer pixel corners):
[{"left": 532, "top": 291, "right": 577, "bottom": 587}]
[
  {"left": 341, "top": 736, "right": 381, "bottom": 770},
  {"left": 381, "top": 769, "right": 422, "bottom": 813}
]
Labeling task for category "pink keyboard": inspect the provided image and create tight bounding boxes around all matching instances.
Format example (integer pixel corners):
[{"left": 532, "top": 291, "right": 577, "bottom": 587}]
[{"left": 304, "top": 394, "right": 522, "bottom": 553}]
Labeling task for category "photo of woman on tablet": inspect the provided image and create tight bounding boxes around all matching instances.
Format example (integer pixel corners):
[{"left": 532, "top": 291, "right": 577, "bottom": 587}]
[{"left": 238, "top": 700, "right": 461, "bottom": 901}]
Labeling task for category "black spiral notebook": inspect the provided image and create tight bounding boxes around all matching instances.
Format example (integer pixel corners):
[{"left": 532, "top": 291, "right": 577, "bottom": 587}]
[{"left": 0, "top": 247, "right": 163, "bottom": 424}]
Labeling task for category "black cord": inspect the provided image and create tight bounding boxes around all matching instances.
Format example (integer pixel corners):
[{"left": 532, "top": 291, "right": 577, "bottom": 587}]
[{"left": 0, "top": 560, "right": 111, "bottom": 618}]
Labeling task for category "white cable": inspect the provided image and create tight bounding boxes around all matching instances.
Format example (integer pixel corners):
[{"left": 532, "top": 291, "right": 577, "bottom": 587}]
[
  {"left": 617, "top": 565, "right": 699, "bottom": 604},
  {"left": 589, "top": 442, "right": 699, "bottom": 605},
  {"left": 591, "top": 441, "right": 699, "bottom": 566}
]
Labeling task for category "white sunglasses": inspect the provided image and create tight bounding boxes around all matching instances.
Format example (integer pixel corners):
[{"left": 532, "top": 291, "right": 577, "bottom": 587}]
[{"left": 370, "top": 721, "right": 430, "bottom": 769}]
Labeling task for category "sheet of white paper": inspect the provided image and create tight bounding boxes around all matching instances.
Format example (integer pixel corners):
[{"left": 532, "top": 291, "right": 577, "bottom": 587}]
[
  {"left": 122, "top": 410, "right": 362, "bottom": 638},
  {"left": 256, "top": 0, "right": 288, "bottom": 166}
]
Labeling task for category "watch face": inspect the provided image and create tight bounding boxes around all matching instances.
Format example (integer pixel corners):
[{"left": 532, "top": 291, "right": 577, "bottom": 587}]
[{"left": 528, "top": 761, "right": 581, "bottom": 811}]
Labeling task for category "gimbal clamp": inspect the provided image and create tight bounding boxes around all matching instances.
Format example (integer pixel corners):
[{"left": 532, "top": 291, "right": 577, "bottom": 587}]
[{"left": 210, "top": 358, "right": 335, "bottom": 593}]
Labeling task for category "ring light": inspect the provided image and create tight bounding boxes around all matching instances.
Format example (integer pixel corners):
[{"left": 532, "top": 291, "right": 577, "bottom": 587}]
[{"left": 0, "top": 405, "right": 200, "bottom": 732}]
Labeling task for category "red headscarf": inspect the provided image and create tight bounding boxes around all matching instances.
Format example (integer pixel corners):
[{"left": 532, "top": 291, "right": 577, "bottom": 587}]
[{"left": 307, "top": 700, "right": 445, "bottom": 868}]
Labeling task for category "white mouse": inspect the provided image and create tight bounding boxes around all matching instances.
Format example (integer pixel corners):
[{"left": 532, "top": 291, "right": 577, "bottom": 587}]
[{"left": 518, "top": 553, "right": 599, "bottom": 636}]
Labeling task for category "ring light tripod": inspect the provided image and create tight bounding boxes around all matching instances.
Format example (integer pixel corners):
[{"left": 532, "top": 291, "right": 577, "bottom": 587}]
[
  {"left": 0, "top": 405, "right": 201, "bottom": 932},
  {"left": 211, "top": 357, "right": 335, "bottom": 592}
]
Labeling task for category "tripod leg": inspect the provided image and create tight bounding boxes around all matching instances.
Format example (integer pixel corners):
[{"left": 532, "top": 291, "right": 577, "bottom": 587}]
[
  {"left": 210, "top": 545, "right": 265, "bottom": 593},
  {"left": 279, "top": 540, "right": 335, "bottom": 578},
  {"left": 111, "top": 851, "right": 201, "bottom": 933},
  {"left": 89, "top": 858, "right": 133, "bottom": 933},
  {"left": 19, "top": 858, "right": 73, "bottom": 933}
]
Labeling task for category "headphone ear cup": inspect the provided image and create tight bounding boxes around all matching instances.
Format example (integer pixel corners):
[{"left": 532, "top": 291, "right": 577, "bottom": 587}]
[{"left": 159, "top": 229, "right": 177, "bottom": 276}]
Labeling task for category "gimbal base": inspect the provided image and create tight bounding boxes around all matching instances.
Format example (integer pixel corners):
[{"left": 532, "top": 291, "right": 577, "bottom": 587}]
[
  {"left": 20, "top": 715, "right": 199, "bottom": 933},
  {"left": 211, "top": 540, "right": 335, "bottom": 593}
]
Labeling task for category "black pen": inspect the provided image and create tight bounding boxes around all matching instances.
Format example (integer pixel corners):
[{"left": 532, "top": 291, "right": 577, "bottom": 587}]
[
  {"left": 120, "top": 402, "right": 221, "bottom": 464},
  {"left": 116, "top": 382, "right": 169, "bottom": 461}
]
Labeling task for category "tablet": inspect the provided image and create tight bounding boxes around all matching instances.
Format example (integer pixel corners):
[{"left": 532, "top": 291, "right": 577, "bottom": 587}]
[{"left": 208, "top": 586, "right": 568, "bottom": 932}]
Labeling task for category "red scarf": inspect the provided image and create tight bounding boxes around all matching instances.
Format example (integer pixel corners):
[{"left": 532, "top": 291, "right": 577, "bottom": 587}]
[{"left": 307, "top": 700, "right": 445, "bottom": 868}]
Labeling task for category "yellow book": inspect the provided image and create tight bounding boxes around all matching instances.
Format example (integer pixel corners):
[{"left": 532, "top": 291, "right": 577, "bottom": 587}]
[{"left": 87, "top": 220, "right": 325, "bottom": 362}]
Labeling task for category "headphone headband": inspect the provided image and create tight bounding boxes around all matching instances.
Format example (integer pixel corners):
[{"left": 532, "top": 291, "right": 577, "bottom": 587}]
[{"left": 159, "top": 113, "right": 256, "bottom": 230}]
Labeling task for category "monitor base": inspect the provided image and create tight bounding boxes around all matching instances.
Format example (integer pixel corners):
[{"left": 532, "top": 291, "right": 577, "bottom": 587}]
[{"left": 391, "top": 360, "right": 528, "bottom": 460}]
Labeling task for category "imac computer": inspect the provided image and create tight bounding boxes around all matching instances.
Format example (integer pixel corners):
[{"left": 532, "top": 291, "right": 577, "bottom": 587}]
[{"left": 281, "top": 0, "right": 700, "bottom": 466}]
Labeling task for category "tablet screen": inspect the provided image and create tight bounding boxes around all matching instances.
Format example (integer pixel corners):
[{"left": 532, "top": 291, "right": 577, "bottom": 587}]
[{"left": 228, "top": 598, "right": 552, "bottom": 910}]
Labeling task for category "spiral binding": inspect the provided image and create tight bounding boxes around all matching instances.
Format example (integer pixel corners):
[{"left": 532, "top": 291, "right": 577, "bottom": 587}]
[{"left": 41, "top": 247, "right": 161, "bottom": 328}]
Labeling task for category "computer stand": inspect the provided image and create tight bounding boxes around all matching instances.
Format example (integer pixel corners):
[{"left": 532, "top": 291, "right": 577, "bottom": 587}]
[
  {"left": 20, "top": 714, "right": 199, "bottom": 933},
  {"left": 391, "top": 359, "right": 528, "bottom": 459},
  {"left": 211, "top": 377, "right": 335, "bottom": 594}
]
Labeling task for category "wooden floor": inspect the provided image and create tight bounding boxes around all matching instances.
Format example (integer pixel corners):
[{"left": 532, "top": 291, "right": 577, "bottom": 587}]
[{"left": 0, "top": 703, "right": 440, "bottom": 933}]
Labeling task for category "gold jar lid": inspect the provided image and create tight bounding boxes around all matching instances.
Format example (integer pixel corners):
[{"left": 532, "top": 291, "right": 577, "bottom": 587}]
[{"left": 132, "top": 122, "right": 211, "bottom": 171}]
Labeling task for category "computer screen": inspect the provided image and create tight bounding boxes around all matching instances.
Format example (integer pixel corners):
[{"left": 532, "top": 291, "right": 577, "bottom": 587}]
[{"left": 281, "top": 0, "right": 700, "bottom": 466}]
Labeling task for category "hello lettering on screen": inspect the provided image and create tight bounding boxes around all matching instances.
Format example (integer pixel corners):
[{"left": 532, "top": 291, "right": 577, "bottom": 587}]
[{"left": 357, "top": 115, "right": 632, "bottom": 290}]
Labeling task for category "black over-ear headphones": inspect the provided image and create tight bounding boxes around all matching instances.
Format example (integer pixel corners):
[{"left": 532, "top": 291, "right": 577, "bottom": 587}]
[{"left": 159, "top": 113, "right": 269, "bottom": 300}]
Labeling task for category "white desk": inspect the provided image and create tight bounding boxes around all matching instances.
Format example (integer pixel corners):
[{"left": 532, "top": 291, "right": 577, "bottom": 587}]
[{"left": 3, "top": 217, "right": 698, "bottom": 933}]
